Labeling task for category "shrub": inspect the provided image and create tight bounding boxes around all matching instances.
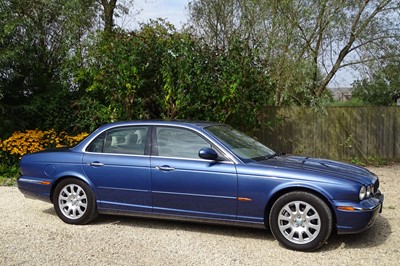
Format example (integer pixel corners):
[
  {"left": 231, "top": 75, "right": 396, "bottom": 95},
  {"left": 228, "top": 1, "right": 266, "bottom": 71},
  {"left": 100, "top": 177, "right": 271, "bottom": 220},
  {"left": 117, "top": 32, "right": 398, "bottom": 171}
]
[{"left": 0, "top": 164, "right": 19, "bottom": 186}]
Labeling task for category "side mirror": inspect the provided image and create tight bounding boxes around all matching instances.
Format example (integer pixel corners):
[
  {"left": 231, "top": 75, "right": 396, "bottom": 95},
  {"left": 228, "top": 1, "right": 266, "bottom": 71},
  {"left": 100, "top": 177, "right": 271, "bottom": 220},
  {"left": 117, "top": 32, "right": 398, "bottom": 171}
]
[{"left": 198, "top": 147, "right": 218, "bottom": 161}]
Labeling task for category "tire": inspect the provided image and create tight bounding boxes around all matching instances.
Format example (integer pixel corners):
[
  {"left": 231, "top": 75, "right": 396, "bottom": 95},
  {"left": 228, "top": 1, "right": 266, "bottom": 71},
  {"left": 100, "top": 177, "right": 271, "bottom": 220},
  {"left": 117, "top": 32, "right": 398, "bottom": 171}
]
[
  {"left": 269, "top": 191, "right": 332, "bottom": 251},
  {"left": 53, "top": 178, "right": 98, "bottom": 224}
]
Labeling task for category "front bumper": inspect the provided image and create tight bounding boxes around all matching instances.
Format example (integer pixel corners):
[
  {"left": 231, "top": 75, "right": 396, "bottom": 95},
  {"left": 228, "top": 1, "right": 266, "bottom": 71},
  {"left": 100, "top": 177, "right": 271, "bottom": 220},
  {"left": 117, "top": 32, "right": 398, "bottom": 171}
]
[{"left": 335, "top": 191, "right": 384, "bottom": 234}]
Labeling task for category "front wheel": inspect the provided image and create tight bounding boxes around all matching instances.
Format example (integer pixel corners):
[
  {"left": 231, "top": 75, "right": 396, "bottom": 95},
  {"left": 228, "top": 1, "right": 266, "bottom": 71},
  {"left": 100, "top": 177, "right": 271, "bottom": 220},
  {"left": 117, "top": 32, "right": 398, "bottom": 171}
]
[
  {"left": 53, "top": 178, "right": 98, "bottom": 224},
  {"left": 269, "top": 191, "right": 332, "bottom": 251}
]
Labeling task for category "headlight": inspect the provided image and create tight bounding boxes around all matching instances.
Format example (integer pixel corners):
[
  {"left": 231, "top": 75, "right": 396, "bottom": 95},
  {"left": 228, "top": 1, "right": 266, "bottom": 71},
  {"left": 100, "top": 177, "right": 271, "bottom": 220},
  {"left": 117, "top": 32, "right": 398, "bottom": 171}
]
[
  {"left": 359, "top": 186, "right": 366, "bottom": 200},
  {"left": 366, "top": 185, "right": 371, "bottom": 198}
]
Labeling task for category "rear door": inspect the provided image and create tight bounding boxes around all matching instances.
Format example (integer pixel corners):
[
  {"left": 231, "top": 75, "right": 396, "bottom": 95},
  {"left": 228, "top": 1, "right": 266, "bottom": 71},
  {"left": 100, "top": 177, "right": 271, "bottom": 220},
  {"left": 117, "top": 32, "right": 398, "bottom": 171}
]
[{"left": 82, "top": 126, "right": 151, "bottom": 212}]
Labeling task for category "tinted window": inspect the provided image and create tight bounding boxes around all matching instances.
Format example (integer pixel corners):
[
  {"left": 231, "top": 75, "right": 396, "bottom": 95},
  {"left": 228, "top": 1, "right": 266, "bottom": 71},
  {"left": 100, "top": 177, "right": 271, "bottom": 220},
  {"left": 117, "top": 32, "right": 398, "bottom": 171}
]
[
  {"left": 86, "top": 132, "right": 106, "bottom": 153},
  {"left": 155, "top": 127, "right": 211, "bottom": 159},
  {"left": 86, "top": 126, "right": 149, "bottom": 155}
]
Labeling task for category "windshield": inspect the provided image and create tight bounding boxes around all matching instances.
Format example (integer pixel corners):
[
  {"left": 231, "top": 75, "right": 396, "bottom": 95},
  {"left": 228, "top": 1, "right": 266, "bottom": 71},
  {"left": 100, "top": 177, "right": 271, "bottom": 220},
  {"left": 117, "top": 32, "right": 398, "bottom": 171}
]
[{"left": 205, "top": 125, "right": 275, "bottom": 162}]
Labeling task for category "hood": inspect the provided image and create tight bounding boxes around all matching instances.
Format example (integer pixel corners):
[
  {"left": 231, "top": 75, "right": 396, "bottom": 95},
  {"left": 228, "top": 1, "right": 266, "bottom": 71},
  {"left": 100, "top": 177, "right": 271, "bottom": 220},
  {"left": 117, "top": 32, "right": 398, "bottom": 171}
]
[{"left": 253, "top": 155, "right": 377, "bottom": 185}]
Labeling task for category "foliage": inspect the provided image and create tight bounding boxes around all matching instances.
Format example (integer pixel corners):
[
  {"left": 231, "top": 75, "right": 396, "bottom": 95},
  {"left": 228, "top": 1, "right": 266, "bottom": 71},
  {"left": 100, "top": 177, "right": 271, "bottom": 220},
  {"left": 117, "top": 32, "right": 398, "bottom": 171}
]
[
  {"left": 350, "top": 156, "right": 387, "bottom": 167},
  {"left": 158, "top": 29, "right": 273, "bottom": 130},
  {"left": 75, "top": 23, "right": 170, "bottom": 120},
  {"left": 0, "top": 129, "right": 88, "bottom": 165},
  {"left": 352, "top": 61, "right": 400, "bottom": 106},
  {"left": 0, "top": 0, "right": 97, "bottom": 136},
  {"left": 69, "top": 96, "right": 113, "bottom": 133},
  {"left": 74, "top": 20, "right": 273, "bottom": 131},
  {"left": 0, "top": 164, "right": 19, "bottom": 186}
]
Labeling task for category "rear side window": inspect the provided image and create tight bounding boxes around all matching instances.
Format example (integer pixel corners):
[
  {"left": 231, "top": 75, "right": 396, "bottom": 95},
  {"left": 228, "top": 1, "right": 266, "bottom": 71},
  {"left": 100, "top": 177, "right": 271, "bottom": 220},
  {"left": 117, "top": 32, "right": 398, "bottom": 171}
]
[
  {"left": 86, "top": 132, "right": 106, "bottom": 153},
  {"left": 86, "top": 126, "right": 149, "bottom": 155}
]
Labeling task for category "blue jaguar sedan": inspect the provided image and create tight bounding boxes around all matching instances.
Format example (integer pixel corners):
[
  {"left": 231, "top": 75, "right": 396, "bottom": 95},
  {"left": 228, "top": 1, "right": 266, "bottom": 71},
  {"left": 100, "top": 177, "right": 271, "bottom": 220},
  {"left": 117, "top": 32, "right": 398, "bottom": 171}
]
[{"left": 18, "top": 121, "right": 384, "bottom": 251}]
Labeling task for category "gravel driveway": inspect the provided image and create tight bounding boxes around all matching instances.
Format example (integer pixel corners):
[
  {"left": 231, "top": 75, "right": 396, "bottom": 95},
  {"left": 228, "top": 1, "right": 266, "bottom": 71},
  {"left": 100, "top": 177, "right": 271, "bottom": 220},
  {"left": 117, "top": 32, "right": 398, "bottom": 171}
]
[{"left": 1, "top": 164, "right": 399, "bottom": 265}]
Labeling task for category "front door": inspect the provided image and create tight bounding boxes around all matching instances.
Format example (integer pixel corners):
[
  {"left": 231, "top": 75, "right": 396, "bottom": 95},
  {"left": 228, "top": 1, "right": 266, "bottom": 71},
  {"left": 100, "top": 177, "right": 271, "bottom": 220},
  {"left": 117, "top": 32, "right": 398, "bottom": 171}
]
[{"left": 151, "top": 126, "right": 238, "bottom": 219}]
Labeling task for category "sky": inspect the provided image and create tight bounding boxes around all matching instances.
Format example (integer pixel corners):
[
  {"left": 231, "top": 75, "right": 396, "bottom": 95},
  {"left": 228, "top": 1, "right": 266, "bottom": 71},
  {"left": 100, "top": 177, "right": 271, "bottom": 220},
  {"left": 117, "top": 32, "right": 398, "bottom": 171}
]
[
  {"left": 117, "top": 0, "right": 355, "bottom": 87},
  {"left": 117, "top": 0, "right": 190, "bottom": 30}
]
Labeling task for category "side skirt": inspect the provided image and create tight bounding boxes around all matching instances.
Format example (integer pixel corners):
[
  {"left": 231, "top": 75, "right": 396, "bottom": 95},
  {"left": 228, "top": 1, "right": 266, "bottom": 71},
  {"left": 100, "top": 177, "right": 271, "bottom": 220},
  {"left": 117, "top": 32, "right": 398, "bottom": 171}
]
[{"left": 98, "top": 208, "right": 266, "bottom": 229}]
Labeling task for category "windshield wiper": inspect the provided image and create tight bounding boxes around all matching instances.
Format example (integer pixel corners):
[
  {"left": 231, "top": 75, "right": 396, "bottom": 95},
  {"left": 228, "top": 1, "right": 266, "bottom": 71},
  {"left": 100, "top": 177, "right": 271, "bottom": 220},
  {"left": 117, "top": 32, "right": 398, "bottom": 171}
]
[
  {"left": 252, "top": 151, "right": 286, "bottom": 162},
  {"left": 252, "top": 153, "right": 279, "bottom": 161},
  {"left": 265, "top": 153, "right": 279, "bottom": 160}
]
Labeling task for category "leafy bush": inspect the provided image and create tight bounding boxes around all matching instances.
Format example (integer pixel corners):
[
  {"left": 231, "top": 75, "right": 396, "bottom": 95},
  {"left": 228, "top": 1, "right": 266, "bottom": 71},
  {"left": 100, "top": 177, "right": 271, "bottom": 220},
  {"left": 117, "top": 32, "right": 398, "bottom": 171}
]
[
  {"left": 74, "top": 21, "right": 273, "bottom": 132},
  {"left": 0, "top": 164, "right": 19, "bottom": 186},
  {"left": 351, "top": 62, "right": 400, "bottom": 106}
]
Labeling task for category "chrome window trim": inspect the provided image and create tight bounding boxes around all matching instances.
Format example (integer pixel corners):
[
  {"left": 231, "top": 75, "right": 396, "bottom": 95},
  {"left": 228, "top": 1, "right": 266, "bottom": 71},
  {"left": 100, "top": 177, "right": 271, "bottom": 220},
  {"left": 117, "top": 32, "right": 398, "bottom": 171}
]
[
  {"left": 82, "top": 125, "right": 150, "bottom": 155},
  {"left": 152, "top": 125, "right": 239, "bottom": 164},
  {"left": 79, "top": 122, "right": 241, "bottom": 164},
  {"left": 84, "top": 151, "right": 151, "bottom": 158},
  {"left": 150, "top": 155, "right": 235, "bottom": 164}
]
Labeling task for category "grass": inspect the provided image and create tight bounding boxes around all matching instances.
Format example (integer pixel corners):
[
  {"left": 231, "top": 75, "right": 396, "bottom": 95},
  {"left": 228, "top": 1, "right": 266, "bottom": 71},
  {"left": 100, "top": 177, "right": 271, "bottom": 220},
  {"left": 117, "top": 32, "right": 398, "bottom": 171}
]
[
  {"left": 349, "top": 156, "right": 388, "bottom": 167},
  {"left": 0, "top": 164, "right": 19, "bottom": 186}
]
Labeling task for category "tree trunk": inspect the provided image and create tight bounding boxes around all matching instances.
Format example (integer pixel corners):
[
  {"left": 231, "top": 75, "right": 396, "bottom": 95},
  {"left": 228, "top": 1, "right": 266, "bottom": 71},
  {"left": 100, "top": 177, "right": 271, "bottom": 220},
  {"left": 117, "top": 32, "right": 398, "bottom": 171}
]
[{"left": 101, "top": 0, "right": 117, "bottom": 33}]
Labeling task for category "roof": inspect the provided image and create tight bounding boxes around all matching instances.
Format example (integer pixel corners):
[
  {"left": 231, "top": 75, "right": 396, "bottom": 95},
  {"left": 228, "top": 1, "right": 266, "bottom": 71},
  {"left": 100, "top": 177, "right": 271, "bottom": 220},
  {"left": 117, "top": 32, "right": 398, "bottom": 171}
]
[{"left": 96, "top": 120, "right": 222, "bottom": 131}]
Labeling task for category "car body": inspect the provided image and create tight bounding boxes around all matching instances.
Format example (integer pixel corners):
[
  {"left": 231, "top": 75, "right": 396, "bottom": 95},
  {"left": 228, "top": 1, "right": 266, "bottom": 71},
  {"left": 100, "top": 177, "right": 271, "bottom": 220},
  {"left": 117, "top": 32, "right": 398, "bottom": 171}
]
[{"left": 18, "top": 120, "right": 384, "bottom": 251}]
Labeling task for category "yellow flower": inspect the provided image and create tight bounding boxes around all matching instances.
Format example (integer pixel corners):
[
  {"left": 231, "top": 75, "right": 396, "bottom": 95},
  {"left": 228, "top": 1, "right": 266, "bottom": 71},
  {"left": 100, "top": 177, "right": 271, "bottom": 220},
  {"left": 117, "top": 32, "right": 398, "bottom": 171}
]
[{"left": 1, "top": 129, "right": 88, "bottom": 162}]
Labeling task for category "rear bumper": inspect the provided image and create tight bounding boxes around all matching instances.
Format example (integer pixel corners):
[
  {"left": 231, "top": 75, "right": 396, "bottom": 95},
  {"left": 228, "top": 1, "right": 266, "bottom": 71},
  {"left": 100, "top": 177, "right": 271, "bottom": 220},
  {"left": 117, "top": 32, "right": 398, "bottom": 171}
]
[
  {"left": 335, "top": 191, "right": 384, "bottom": 234},
  {"left": 17, "top": 176, "right": 52, "bottom": 203}
]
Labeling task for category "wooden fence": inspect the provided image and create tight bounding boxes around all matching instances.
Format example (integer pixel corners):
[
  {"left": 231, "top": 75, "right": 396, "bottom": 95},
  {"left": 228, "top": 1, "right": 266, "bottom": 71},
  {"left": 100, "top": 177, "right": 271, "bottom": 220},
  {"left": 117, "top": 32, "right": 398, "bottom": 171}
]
[{"left": 255, "top": 107, "right": 400, "bottom": 161}]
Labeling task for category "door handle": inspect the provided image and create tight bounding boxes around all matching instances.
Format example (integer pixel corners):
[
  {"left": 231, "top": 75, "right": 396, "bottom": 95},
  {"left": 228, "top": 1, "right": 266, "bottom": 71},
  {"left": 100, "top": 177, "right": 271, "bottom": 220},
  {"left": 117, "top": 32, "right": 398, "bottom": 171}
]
[
  {"left": 88, "top": 162, "right": 104, "bottom": 167},
  {"left": 155, "top": 165, "right": 175, "bottom": 171}
]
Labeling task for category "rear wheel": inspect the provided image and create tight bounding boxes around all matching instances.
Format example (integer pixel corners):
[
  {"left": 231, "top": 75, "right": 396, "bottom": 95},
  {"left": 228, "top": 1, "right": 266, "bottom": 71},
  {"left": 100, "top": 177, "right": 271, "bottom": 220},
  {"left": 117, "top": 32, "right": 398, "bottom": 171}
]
[
  {"left": 53, "top": 178, "right": 98, "bottom": 224},
  {"left": 269, "top": 191, "right": 332, "bottom": 251}
]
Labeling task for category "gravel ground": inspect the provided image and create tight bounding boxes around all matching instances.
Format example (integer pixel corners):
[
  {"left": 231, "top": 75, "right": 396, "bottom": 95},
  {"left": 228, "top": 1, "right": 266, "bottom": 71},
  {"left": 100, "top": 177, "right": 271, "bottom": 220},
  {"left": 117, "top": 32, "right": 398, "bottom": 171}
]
[{"left": 1, "top": 164, "right": 399, "bottom": 266}]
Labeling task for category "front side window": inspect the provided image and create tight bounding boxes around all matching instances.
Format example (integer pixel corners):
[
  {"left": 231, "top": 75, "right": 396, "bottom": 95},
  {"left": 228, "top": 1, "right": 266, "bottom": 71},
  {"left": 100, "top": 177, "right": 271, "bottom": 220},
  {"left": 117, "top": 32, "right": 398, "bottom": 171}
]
[
  {"left": 155, "top": 127, "right": 211, "bottom": 159},
  {"left": 86, "top": 126, "right": 149, "bottom": 155},
  {"left": 205, "top": 125, "right": 275, "bottom": 162}
]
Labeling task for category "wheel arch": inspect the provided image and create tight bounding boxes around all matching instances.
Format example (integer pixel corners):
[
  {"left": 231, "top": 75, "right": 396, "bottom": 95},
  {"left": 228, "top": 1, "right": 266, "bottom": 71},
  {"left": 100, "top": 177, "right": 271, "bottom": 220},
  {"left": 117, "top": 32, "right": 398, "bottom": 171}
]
[
  {"left": 50, "top": 174, "right": 95, "bottom": 203},
  {"left": 264, "top": 186, "right": 337, "bottom": 230}
]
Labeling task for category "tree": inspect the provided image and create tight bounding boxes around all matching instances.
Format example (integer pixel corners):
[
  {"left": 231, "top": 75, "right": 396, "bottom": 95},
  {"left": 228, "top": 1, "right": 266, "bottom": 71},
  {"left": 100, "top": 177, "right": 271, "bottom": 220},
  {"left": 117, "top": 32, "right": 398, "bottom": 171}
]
[
  {"left": 74, "top": 20, "right": 273, "bottom": 131},
  {"left": 97, "top": 0, "right": 136, "bottom": 33},
  {"left": 0, "top": 0, "right": 97, "bottom": 135},
  {"left": 188, "top": 0, "right": 240, "bottom": 49},
  {"left": 99, "top": 0, "right": 117, "bottom": 33},
  {"left": 188, "top": 0, "right": 400, "bottom": 105},
  {"left": 352, "top": 60, "right": 400, "bottom": 105}
]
